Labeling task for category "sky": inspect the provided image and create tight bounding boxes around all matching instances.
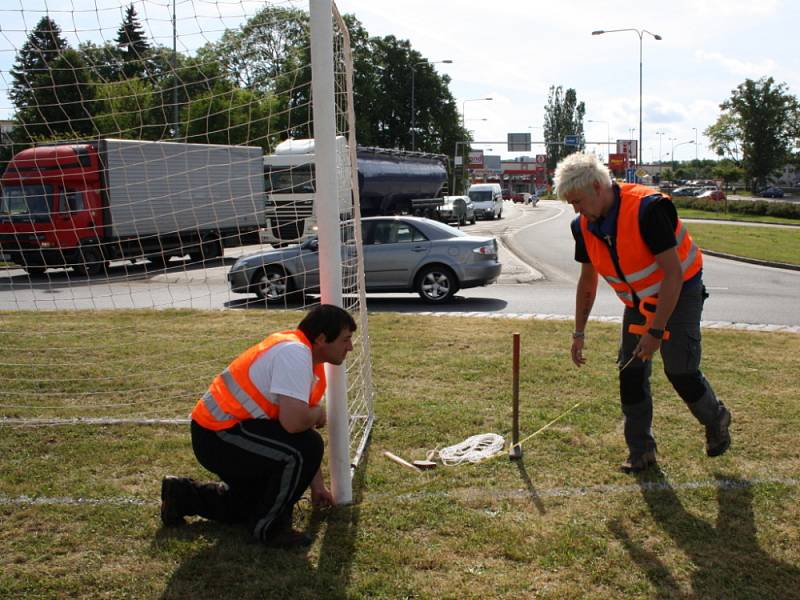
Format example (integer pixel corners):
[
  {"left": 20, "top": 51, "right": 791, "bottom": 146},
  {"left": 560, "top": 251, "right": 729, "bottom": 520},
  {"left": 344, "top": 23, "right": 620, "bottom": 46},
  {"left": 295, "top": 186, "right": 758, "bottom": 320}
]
[{"left": 2, "top": 0, "right": 798, "bottom": 163}]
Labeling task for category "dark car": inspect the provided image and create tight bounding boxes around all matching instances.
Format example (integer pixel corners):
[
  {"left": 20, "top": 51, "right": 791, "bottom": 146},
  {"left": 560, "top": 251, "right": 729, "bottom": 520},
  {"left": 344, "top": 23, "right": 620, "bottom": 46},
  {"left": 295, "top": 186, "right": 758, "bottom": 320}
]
[
  {"left": 228, "top": 216, "right": 502, "bottom": 304},
  {"left": 759, "top": 186, "right": 784, "bottom": 198},
  {"left": 501, "top": 188, "right": 512, "bottom": 200}
]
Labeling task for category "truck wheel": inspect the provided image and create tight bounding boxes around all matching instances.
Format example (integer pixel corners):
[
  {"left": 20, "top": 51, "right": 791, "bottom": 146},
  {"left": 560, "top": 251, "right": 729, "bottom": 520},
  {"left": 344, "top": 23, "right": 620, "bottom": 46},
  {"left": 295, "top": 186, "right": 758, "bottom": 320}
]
[
  {"left": 203, "top": 239, "right": 223, "bottom": 260},
  {"left": 416, "top": 265, "right": 457, "bottom": 303},
  {"left": 73, "top": 248, "right": 107, "bottom": 277},
  {"left": 253, "top": 266, "right": 297, "bottom": 303}
]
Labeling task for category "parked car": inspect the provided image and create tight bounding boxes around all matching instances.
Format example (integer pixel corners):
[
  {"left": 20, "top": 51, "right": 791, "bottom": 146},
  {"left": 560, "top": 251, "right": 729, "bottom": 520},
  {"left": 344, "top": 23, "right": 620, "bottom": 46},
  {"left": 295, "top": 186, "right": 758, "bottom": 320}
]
[
  {"left": 228, "top": 216, "right": 502, "bottom": 304},
  {"left": 671, "top": 186, "right": 701, "bottom": 197},
  {"left": 759, "top": 186, "right": 785, "bottom": 198},
  {"left": 511, "top": 192, "right": 529, "bottom": 203},
  {"left": 696, "top": 189, "right": 726, "bottom": 201},
  {"left": 438, "top": 195, "right": 476, "bottom": 226},
  {"left": 501, "top": 188, "right": 512, "bottom": 200}
]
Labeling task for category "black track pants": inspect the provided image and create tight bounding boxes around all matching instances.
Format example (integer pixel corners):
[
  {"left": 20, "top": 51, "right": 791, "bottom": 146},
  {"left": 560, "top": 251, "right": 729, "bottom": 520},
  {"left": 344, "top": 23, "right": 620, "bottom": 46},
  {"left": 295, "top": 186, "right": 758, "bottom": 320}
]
[{"left": 190, "top": 419, "right": 324, "bottom": 541}]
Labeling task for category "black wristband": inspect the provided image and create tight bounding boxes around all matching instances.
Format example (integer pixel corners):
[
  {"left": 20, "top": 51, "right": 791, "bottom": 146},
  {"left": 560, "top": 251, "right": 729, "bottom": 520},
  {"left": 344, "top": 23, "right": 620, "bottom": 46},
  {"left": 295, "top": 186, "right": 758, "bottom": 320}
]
[{"left": 647, "top": 327, "right": 665, "bottom": 339}]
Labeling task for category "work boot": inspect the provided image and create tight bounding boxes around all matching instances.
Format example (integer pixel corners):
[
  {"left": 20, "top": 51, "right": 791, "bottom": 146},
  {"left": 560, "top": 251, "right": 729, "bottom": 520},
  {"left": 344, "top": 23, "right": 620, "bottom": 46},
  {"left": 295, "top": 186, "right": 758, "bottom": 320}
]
[
  {"left": 620, "top": 448, "right": 657, "bottom": 474},
  {"left": 160, "top": 476, "right": 190, "bottom": 527},
  {"left": 705, "top": 405, "right": 732, "bottom": 457}
]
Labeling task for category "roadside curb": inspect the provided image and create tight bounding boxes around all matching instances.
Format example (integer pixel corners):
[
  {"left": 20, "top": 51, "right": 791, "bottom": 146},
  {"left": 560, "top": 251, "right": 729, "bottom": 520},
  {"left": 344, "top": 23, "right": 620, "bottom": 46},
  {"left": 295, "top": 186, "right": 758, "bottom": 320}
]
[{"left": 701, "top": 249, "right": 800, "bottom": 272}]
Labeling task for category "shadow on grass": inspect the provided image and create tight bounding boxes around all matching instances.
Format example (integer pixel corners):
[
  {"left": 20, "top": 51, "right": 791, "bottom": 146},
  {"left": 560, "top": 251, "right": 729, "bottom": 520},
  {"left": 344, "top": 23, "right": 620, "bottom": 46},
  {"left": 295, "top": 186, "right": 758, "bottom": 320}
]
[
  {"left": 609, "top": 469, "right": 800, "bottom": 600},
  {"left": 155, "top": 447, "right": 370, "bottom": 600},
  {"left": 514, "top": 458, "right": 547, "bottom": 515}
]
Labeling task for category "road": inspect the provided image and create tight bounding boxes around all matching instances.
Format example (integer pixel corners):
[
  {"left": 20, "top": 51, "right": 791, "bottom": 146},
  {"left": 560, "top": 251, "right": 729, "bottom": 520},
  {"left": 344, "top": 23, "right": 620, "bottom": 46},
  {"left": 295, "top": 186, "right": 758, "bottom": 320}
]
[{"left": 1, "top": 200, "right": 798, "bottom": 328}]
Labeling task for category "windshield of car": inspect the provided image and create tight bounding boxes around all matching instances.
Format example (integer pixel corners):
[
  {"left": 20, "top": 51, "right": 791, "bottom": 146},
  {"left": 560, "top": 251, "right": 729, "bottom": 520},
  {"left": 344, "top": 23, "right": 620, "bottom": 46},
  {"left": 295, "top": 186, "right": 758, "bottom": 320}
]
[
  {"left": 468, "top": 190, "right": 492, "bottom": 203},
  {"left": 0, "top": 184, "right": 54, "bottom": 222},
  {"left": 417, "top": 219, "right": 467, "bottom": 238}
]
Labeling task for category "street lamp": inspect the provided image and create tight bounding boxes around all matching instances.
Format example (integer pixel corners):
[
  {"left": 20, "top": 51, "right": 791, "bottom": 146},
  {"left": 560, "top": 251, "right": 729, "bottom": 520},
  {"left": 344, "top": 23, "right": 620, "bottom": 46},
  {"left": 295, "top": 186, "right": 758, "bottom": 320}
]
[
  {"left": 671, "top": 140, "right": 695, "bottom": 170},
  {"left": 461, "top": 97, "right": 493, "bottom": 129},
  {"left": 592, "top": 28, "right": 662, "bottom": 167},
  {"left": 411, "top": 59, "right": 452, "bottom": 151},
  {"left": 655, "top": 130, "right": 665, "bottom": 165},
  {"left": 588, "top": 119, "right": 610, "bottom": 161}
]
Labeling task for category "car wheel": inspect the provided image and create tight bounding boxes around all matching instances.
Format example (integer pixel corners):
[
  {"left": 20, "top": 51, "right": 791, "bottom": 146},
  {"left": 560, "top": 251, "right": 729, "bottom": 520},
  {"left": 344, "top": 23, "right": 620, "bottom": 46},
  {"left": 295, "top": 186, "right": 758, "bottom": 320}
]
[
  {"left": 415, "top": 265, "right": 457, "bottom": 303},
  {"left": 470, "top": 215, "right": 476, "bottom": 225},
  {"left": 252, "top": 265, "right": 296, "bottom": 303},
  {"left": 497, "top": 210, "right": 502, "bottom": 219}
]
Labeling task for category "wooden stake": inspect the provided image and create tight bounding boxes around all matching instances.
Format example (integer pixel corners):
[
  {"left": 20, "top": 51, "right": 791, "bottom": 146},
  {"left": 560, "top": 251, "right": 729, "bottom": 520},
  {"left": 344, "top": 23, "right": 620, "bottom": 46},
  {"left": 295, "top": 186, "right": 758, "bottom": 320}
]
[
  {"left": 509, "top": 332, "right": 523, "bottom": 460},
  {"left": 384, "top": 451, "right": 422, "bottom": 473}
]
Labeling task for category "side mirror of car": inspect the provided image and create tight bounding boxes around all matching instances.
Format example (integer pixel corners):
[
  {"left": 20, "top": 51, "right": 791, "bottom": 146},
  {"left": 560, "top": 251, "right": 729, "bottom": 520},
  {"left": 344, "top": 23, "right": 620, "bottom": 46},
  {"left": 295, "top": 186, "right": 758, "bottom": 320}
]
[{"left": 301, "top": 238, "right": 319, "bottom": 252}]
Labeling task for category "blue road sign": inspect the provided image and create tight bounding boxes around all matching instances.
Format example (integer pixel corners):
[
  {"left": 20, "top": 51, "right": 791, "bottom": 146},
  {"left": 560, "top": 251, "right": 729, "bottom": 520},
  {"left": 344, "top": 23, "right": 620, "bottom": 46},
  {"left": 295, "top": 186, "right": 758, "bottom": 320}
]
[{"left": 564, "top": 135, "right": 580, "bottom": 147}]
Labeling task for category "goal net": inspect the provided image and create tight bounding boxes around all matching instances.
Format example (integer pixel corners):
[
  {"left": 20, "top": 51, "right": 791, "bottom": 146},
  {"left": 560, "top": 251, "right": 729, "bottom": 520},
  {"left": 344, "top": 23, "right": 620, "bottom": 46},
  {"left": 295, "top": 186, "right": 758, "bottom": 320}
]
[{"left": 0, "top": 1, "right": 373, "bottom": 471}]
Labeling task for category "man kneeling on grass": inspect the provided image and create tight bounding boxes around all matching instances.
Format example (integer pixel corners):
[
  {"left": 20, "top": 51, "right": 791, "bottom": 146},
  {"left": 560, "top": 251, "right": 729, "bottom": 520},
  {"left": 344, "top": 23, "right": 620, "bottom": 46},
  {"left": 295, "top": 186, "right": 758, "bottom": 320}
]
[{"left": 160, "top": 304, "right": 355, "bottom": 547}]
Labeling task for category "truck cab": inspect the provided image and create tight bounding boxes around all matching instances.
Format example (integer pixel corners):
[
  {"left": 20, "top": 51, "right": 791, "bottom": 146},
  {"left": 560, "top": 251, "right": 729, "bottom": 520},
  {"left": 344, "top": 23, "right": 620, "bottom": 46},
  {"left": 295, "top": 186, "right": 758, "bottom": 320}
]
[{"left": 0, "top": 144, "right": 105, "bottom": 274}]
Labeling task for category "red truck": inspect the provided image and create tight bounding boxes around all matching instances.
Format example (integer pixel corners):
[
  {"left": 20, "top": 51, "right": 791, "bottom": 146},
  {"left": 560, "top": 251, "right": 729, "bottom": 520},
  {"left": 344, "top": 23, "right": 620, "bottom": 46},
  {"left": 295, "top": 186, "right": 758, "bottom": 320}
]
[{"left": 0, "top": 138, "right": 265, "bottom": 276}]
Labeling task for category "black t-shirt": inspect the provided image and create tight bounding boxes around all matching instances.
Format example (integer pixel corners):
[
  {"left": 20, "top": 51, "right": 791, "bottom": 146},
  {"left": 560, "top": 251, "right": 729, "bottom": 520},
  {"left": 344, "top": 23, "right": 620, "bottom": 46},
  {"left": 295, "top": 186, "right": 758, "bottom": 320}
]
[{"left": 573, "top": 194, "right": 678, "bottom": 263}]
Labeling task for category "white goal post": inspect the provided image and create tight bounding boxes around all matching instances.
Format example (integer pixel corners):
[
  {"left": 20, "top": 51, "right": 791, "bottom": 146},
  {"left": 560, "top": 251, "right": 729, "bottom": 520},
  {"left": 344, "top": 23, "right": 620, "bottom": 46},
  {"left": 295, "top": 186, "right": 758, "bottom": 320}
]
[{"left": 0, "top": 0, "right": 373, "bottom": 501}]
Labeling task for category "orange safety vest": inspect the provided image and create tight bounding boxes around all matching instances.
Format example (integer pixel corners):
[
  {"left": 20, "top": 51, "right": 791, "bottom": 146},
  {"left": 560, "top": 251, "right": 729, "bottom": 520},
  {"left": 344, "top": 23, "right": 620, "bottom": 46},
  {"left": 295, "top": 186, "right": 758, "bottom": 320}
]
[
  {"left": 580, "top": 183, "right": 703, "bottom": 308},
  {"left": 191, "top": 330, "right": 327, "bottom": 431}
]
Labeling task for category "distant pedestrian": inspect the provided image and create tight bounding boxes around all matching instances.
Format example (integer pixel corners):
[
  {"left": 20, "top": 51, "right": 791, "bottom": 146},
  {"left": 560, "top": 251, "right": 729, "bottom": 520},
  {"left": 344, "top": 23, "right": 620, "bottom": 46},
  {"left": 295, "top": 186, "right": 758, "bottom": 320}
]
[
  {"left": 160, "top": 304, "right": 356, "bottom": 546},
  {"left": 554, "top": 153, "right": 731, "bottom": 473}
]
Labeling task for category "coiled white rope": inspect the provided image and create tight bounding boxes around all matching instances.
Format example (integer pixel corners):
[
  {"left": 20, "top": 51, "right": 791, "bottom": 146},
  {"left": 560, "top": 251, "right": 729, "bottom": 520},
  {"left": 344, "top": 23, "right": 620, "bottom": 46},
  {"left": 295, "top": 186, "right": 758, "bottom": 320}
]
[{"left": 435, "top": 433, "right": 505, "bottom": 466}]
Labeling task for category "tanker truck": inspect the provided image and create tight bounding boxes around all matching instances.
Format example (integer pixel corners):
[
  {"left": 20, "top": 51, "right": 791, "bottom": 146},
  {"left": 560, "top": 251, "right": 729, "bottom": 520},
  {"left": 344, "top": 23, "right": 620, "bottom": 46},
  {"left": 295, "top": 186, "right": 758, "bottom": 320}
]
[
  {"left": 262, "top": 137, "right": 448, "bottom": 246},
  {"left": 0, "top": 138, "right": 265, "bottom": 275}
]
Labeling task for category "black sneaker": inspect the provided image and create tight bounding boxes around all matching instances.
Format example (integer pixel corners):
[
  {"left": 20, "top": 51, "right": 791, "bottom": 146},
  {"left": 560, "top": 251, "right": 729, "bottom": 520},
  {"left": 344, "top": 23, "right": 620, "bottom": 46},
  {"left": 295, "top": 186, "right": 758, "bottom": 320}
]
[
  {"left": 160, "top": 476, "right": 187, "bottom": 527},
  {"left": 620, "top": 449, "right": 657, "bottom": 474},
  {"left": 706, "top": 406, "right": 732, "bottom": 457}
]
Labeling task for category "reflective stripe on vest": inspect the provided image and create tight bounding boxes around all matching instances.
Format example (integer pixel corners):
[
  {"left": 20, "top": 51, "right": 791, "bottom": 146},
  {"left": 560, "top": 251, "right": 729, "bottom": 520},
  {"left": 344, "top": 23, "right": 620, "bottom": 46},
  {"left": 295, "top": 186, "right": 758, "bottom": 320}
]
[
  {"left": 580, "top": 183, "right": 703, "bottom": 308},
  {"left": 191, "top": 330, "right": 327, "bottom": 431}
]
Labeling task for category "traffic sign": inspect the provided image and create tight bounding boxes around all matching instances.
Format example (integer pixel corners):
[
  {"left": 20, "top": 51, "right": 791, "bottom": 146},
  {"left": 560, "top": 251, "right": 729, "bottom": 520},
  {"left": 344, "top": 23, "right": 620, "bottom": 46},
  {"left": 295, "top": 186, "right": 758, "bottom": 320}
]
[
  {"left": 564, "top": 134, "right": 580, "bottom": 147},
  {"left": 508, "top": 132, "right": 531, "bottom": 152}
]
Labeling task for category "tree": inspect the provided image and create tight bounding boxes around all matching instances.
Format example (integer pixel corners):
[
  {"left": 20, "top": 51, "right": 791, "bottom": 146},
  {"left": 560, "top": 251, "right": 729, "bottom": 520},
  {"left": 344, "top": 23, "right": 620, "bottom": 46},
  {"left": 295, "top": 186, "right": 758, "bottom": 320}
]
[
  {"left": 115, "top": 4, "right": 151, "bottom": 80},
  {"left": 543, "top": 86, "right": 585, "bottom": 171},
  {"left": 10, "top": 17, "right": 99, "bottom": 143},
  {"left": 704, "top": 112, "right": 741, "bottom": 163},
  {"left": 712, "top": 160, "right": 746, "bottom": 190},
  {"left": 707, "top": 77, "right": 799, "bottom": 190}
]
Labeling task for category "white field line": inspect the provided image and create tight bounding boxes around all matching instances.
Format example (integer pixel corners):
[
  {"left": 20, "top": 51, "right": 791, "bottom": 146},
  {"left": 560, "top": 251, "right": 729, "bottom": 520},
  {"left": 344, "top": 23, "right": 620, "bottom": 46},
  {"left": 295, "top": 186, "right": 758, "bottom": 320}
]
[
  {"left": 2, "top": 476, "right": 797, "bottom": 508},
  {"left": 0, "top": 417, "right": 190, "bottom": 426}
]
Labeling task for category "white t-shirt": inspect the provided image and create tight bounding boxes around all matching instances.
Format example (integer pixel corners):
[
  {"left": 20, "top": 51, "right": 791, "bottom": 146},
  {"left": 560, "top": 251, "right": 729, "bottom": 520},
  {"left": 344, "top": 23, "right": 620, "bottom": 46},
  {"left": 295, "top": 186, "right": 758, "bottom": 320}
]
[{"left": 248, "top": 340, "right": 315, "bottom": 407}]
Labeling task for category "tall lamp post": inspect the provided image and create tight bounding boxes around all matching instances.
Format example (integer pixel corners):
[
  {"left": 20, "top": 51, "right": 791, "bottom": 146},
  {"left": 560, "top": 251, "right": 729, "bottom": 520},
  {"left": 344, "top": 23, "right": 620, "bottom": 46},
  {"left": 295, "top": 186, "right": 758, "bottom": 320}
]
[
  {"left": 671, "top": 140, "right": 695, "bottom": 171},
  {"left": 587, "top": 119, "right": 610, "bottom": 162},
  {"left": 411, "top": 59, "right": 452, "bottom": 151},
  {"left": 592, "top": 28, "right": 662, "bottom": 167},
  {"left": 461, "top": 97, "right": 493, "bottom": 129},
  {"left": 655, "top": 130, "right": 665, "bottom": 166}
]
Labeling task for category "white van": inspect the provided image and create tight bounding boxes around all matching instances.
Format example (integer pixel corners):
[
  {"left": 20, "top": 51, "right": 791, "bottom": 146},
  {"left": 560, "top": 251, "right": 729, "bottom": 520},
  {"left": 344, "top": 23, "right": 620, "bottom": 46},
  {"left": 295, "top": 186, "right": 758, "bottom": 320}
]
[{"left": 467, "top": 183, "right": 504, "bottom": 220}]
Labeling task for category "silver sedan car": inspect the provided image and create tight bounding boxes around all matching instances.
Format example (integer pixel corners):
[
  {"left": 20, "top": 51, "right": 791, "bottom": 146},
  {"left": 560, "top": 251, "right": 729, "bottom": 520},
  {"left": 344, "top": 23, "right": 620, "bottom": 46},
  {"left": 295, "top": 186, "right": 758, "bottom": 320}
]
[{"left": 228, "top": 216, "right": 502, "bottom": 303}]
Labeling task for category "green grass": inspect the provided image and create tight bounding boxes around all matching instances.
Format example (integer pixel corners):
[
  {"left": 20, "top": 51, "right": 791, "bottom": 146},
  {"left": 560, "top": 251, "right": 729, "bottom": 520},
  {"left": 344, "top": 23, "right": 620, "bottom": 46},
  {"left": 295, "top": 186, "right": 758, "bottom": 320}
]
[
  {"left": 1, "top": 310, "right": 799, "bottom": 598},
  {"left": 686, "top": 222, "right": 800, "bottom": 265},
  {"left": 678, "top": 207, "right": 800, "bottom": 226}
]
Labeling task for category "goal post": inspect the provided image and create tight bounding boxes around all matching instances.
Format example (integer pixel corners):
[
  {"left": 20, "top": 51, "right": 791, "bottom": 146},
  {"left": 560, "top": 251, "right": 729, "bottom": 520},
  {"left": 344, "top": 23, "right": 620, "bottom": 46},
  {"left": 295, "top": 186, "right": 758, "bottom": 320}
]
[{"left": 0, "top": 0, "right": 373, "bottom": 494}]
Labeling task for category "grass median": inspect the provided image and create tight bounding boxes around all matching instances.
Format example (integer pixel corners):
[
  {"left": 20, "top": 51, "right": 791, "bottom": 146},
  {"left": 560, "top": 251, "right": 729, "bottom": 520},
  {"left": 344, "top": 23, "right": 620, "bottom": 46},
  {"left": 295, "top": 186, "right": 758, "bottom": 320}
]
[
  {"left": 1, "top": 310, "right": 799, "bottom": 599},
  {"left": 685, "top": 222, "right": 800, "bottom": 266}
]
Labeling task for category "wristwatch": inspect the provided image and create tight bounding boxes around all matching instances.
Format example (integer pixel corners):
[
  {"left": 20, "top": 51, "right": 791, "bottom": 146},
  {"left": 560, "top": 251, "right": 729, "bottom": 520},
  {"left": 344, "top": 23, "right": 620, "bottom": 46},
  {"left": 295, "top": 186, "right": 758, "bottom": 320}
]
[{"left": 647, "top": 327, "right": 665, "bottom": 339}]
